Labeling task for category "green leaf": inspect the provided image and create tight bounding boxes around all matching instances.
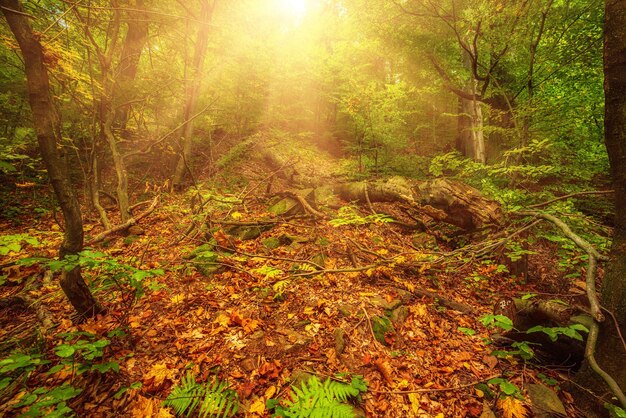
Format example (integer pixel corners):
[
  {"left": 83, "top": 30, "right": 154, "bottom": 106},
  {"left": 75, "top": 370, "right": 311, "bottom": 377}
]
[{"left": 54, "top": 345, "right": 76, "bottom": 358}]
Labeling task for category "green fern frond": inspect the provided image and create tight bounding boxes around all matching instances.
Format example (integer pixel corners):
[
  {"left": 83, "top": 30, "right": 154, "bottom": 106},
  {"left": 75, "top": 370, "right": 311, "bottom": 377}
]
[
  {"left": 273, "top": 375, "right": 367, "bottom": 418},
  {"left": 164, "top": 372, "right": 239, "bottom": 418}
]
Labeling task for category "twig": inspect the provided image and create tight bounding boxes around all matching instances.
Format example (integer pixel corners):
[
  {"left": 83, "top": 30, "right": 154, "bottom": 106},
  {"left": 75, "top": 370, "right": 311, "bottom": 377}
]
[
  {"left": 528, "top": 190, "right": 614, "bottom": 209},
  {"left": 368, "top": 374, "right": 501, "bottom": 394},
  {"left": 602, "top": 306, "right": 626, "bottom": 354}
]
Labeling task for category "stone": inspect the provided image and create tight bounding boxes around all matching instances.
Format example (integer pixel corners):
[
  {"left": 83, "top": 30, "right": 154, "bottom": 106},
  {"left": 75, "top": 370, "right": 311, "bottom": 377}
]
[
  {"left": 526, "top": 383, "right": 567, "bottom": 417},
  {"left": 391, "top": 306, "right": 409, "bottom": 324},
  {"left": 334, "top": 328, "right": 346, "bottom": 355}
]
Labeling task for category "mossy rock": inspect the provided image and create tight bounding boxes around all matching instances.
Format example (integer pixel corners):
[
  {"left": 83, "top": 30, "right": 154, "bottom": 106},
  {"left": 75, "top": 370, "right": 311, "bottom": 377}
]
[
  {"left": 183, "top": 243, "right": 216, "bottom": 260},
  {"left": 267, "top": 188, "right": 316, "bottom": 216},
  {"left": 371, "top": 316, "right": 394, "bottom": 345},
  {"left": 226, "top": 223, "right": 273, "bottom": 240},
  {"left": 123, "top": 235, "right": 140, "bottom": 246},
  {"left": 262, "top": 237, "right": 281, "bottom": 249}
]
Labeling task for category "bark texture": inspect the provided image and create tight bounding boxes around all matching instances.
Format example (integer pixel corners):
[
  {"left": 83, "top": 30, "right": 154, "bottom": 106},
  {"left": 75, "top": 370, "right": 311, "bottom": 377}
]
[
  {"left": 2, "top": 0, "right": 102, "bottom": 317},
  {"left": 573, "top": 1, "right": 626, "bottom": 411},
  {"left": 335, "top": 177, "right": 502, "bottom": 230}
]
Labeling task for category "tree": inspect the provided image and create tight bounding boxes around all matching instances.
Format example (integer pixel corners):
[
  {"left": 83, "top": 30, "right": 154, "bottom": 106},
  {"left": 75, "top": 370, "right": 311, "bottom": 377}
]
[
  {"left": 586, "top": 0, "right": 626, "bottom": 406},
  {"left": 172, "top": 0, "right": 216, "bottom": 189},
  {"left": 1, "top": 0, "right": 103, "bottom": 318}
]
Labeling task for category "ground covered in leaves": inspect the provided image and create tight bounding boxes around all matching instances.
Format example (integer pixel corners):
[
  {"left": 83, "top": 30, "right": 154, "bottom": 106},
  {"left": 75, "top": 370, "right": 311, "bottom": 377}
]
[{"left": 1, "top": 182, "right": 594, "bottom": 417}]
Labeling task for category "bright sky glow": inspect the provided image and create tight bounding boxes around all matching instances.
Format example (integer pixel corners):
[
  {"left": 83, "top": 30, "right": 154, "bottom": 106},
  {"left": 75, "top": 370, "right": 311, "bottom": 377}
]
[{"left": 275, "top": 0, "right": 309, "bottom": 25}]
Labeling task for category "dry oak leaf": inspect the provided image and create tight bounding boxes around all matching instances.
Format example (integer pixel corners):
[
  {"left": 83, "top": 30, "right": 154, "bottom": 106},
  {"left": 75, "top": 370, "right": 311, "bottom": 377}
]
[
  {"left": 497, "top": 396, "right": 528, "bottom": 418},
  {"left": 143, "top": 362, "right": 176, "bottom": 393},
  {"left": 131, "top": 394, "right": 173, "bottom": 418}
]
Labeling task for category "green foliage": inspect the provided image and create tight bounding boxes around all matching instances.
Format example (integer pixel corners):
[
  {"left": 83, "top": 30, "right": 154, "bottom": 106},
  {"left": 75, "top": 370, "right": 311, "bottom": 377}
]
[
  {"left": 251, "top": 265, "right": 283, "bottom": 279},
  {"left": 487, "top": 377, "right": 523, "bottom": 400},
  {"left": 329, "top": 206, "right": 393, "bottom": 227},
  {"left": 12, "top": 384, "right": 82, "bottom": 418},
  {"left": 164, "top": 372, "right": 239, "bottom": 418},
  {"left": 526, "top": 324, "right": 589, "bottom": 342},
  {"left": 606, "top": 403, "right": 626, "bottom": 418},
  {"left": 20, "top": 250, "right": 163, "bottom": 302},
  {"left": 0, "top": 353, "right": 49, "bottom": 396},
  {"left": 0, "top": 234, "right": 40, "bottom": 256},
  {"left": 269, "top": 375, "right": 367, "bottom": 418},
  {"left": 479, "top": 314, "right": 514, "bottom": 332},
  {"left": 457, "top": 327, "right": 476, "bottom": 336}
]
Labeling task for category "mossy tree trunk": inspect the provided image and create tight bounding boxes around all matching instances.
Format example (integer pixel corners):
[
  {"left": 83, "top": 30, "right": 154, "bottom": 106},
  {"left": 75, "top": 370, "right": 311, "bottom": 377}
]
[{"left": 1, "top": 0, "right": 103, "bottom": 317}]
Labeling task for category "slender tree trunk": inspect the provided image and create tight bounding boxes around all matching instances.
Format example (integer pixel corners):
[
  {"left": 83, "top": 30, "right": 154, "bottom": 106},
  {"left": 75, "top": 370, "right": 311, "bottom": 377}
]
[
  {"left": 1, "top": 0, "right": 103, "bottom": 318},
  {"left": 172, "top": 0, "right": 216, "bottom": 189},
  {"left": 115, "top": 0, "right": 149, "bottom": 129}
]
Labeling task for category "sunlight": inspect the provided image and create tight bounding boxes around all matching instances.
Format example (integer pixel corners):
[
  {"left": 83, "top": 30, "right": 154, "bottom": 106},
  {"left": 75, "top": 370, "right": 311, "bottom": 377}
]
[{"left": 275, "top": 0, "right": 309, "bottom": 25}]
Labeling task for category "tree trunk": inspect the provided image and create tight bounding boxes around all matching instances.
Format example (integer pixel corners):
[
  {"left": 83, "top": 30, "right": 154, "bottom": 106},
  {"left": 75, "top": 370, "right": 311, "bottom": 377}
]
[
  {"left": 1, "top": 0, "right": 103, "bottom": 317},
  {"left": 172, "top": 0, "right": 216, "bottom": 189},
  {"left": 115, "top": 0, "right": 149, "bottom": 129},
  {"left": 574, "top": 1, "right": 626, "bottom": 411}
]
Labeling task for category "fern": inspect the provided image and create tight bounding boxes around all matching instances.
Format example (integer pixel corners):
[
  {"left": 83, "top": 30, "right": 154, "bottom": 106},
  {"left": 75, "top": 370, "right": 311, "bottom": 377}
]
[
  {"left": 272, "top": 375, "right": 367, "bottom": 418},
  {"left": 164, "top": 373, "right": 238, "bottom": 418}
]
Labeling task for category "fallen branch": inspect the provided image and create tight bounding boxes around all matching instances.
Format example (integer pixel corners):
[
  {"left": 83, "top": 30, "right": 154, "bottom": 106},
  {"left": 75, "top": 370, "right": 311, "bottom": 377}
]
[
  {"left": 369, "top": 374, "right": 501, "bottom": 394},
  {"left": 86, "top": 195, "right": 159, "bottom": 245},
  {"left": 528, "top": 190, "right": 614, "bottom": 209},
  {"left": 281, "top": 191, "right": 325, "bottom": 218}
]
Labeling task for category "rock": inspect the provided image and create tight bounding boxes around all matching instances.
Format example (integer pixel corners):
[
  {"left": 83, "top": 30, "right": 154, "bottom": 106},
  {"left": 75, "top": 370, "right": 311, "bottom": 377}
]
[
  {"left": 262, "top": 237, "right": 281, "bottom": 249},
  {"left": 241, "top": 358, "right": 256, "bottom": 372},
  {"left": 338, "top": 304, "right": 354, "bottom": 317},
  {"left": 334, "top": 328, "right": 346, "bottom": 355},
  {"left": 268, "top": 189, "right": 316, "bottom": 216},
  {"left": 128, "top": 225, "right": 145, "bottom": 235},
  {"left": 411, "top": 232, "right": 438, "bottom": 249},
  {"left": 226, "top": 224, "right": 273, "bottom": 240},
  {"left": 371, "top": 316, "right": 394, "bottom": 345},
  {"left": 370, "top": 295, "right": 402, "bottom": 310},
  {"left": 526, "top": 383, "right": 567, "bottom": 417},
  {"left": 290, "top": 370, "right": 315, "bottom": 387},
  {"left": 123, "top": 235, "right": 139, "bottom": 245},
  {"left": 391, "top": 306, "right": 409, "bottom": 324}
]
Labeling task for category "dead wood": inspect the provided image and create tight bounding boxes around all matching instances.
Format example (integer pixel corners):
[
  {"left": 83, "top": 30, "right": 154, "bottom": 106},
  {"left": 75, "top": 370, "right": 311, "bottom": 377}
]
[
  {"left": 334, "top": 177, "right": 502, "bottom": 230},
  {"left": 86, "top": 195, "right": 159, "bottom": 245}
]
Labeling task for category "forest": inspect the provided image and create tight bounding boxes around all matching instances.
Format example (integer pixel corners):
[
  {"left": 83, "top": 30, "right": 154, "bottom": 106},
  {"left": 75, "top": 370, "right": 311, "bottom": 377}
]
[{"left": 1, "top": 0, "right": 625, "bottom": 416}]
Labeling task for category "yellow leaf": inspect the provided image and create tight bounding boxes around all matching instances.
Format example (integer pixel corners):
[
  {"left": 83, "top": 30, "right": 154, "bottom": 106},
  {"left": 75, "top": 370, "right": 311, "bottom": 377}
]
[
  {"left": 145, "top": 363, "right": 175, "bottom": 387},
  {"left": 287, "top": 313, "right": 295, "bottom": 319},
  {"left": 303, "top": 307, "right": 314, "bottom": 315},
  {"left": 408, "top": 393, "right": 420, "bottom": 413},
  {"left": 497, "top": 396, "right": 528, "bottom": 418},
  {"left": 475, "top": 388, "right": 484, "bottom": 398},
  {"left": 170, "top": 294, "right": 185, "bottom": 304},
  {"left": 265, "top": 385, "right": 276, "bottom": 399},
  {"left": 231, "top": 212, "right": 243, "bottom": 220},
  {"left": 435, "top": 414, "right": 444, "bottom": 418},
  {"left": 214, "top": 313, "right": 231, "bottom": 327},
  {"left": 249, "top": 397, "right": 266, "bottom": 414}
]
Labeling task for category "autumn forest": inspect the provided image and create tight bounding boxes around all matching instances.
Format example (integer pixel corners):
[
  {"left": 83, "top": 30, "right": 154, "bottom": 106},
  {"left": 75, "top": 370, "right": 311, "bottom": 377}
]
[{"left": 1, "top": 0, "right": 626, "bottom": 416}]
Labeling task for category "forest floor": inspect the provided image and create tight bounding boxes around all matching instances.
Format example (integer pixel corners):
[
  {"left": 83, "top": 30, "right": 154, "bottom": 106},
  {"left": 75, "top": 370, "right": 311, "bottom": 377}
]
[{"left": 0, "top": 136, "right": 597, "bottom": 417}]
